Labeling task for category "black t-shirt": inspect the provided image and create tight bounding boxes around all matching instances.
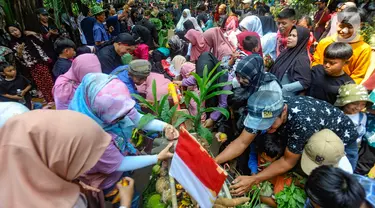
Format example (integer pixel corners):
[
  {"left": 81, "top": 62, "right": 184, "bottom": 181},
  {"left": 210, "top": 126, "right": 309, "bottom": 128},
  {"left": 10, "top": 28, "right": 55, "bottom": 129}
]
[
  {"left": 276, "top": 96, "right": 358, "bottom": 154},
  {"left": 308, "top": 65, "right": 354, "bottom": 104},
  {"left": 81, "top": 17, "right": 96, "bottom": 45},
  {"left": 106, "top": 15, "right": 120, "bottom": 37},
  {"left": 97, "top": 45, "right": 122, "bottom": 74},
  {"left": 0, "top": 75, "right": 32, "bottom": 108},
  {"left": 52, "top": 57, "right": 72, "bottom": 79}
]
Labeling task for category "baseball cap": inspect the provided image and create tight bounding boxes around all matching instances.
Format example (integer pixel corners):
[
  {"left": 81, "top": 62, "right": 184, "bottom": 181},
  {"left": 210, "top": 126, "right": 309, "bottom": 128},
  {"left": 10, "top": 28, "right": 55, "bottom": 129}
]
[
  {"left": 244, "top": 90, "right": 284, "bottom": 131},
  {"left": 301, "top": 129, "right": 345, "bottom": 175},
  {"left": 242, "top": 0, "right": 252, "bottom": 3},
  {"left": 37, "top": 8, "right": 49, "bottom": 15},
  {"left": 114, "top": 33, "right": 136, "bottom": 45}
]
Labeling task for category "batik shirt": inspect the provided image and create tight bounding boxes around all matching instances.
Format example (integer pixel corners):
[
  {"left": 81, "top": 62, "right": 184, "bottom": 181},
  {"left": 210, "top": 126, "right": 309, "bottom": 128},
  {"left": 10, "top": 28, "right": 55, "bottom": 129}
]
[{"left": 277, "top": 96, "right": 358, "bottom": 154}]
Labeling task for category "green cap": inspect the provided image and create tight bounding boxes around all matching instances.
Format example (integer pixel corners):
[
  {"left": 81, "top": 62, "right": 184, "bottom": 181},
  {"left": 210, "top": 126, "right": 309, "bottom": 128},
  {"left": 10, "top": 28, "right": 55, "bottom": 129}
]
[
  {"left": 91, "top": 5, "right": 106, "bottom": 16},
  {"left": 334, "top": 84, "right": 373, "bottom": 107}
]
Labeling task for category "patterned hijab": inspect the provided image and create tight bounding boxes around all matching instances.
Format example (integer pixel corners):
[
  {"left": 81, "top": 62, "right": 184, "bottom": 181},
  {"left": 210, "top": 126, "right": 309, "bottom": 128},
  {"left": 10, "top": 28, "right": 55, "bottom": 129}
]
[
  {"left": 236, "top": 54, "right": 279, "bottom": 95},
  {"left": 69, "top": 73, "right": 137, "bottom": 155},
  {"left": 0, "top": 110, "right": 111, "bottom": 208}
]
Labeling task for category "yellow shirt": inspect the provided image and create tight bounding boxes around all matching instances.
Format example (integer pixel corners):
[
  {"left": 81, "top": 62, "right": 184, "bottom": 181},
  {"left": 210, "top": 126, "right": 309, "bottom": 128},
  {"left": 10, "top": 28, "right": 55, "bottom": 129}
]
[{"left": 312, "top": 35, "right": 372, "bottom": 84}]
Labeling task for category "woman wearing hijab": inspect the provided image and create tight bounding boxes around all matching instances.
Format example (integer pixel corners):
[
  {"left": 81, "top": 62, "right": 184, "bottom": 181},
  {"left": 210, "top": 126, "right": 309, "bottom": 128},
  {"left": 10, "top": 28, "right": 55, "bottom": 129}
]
[
  {"left": 0, "top": 102, "right": 29, "bottom": 127},
  {"left": 7, "top": 24, "right": 55, "bottom": 104},
  {"left": 185, "top": 29, "right": 210, "bottom": 62},
  {"left": 228, "top": 54, "right": 282, "bottom": 174},
  {"left": 168, "top": 35, "right": 188, "bottom": 59},
  {"left": 170, "top": 55, "right": 186, "bottom": 77},
  {"left": 203, "top": 27, "right": 234, "bottom": 61},
  {"left": 176, "top": 9, "right": 191, "bottom": 32},
  {"left": 131, "top": 24, "right": 154, "bottom": 49},
  {"left": 0, "top": 110, "right": 112, "bottom": 208},
  {"left": 68, "top": 73, "right": 177, "bottom": 200},
  {"left": 269, "top": 26, "right": 312, "bottom": 97},
  {"left": 258, "top": 16, "right": 278, "bottom": 60},
  {"left": 313, "top": 8, "right": 371, "bottom": 84},
  {"left": 53, "top": 54, "right": 102, "bottom": 110},
  {"left": 239, "top": 15, "right": 263, "bottom": 37}
]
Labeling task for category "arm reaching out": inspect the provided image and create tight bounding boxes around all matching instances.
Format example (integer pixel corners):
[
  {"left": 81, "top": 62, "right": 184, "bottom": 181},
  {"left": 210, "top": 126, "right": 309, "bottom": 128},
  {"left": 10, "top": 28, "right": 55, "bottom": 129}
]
[{"left": 215, "top": 129, "right": 257, "bottom": 164}]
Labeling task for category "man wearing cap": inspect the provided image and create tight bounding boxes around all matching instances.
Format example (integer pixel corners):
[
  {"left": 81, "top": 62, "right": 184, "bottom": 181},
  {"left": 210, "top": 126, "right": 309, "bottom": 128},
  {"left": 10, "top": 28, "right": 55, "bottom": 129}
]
[
  {"left": 301, "top": 129, "right": 353, "bottom": 175},
  {"left": 91, "top": 5, "right": 110, "bottom": 46},
  {"left": 97, "top": 33, "right": 137, "bottom": 74},
  {"left": 215, "top": 91, "right": 358, "bottom": 196},
  {"left": 314, "top": 0, "right": 331, "bottom": 40},
  {"left": 37, "top": 8, "right": 59, "bottom": 43}
]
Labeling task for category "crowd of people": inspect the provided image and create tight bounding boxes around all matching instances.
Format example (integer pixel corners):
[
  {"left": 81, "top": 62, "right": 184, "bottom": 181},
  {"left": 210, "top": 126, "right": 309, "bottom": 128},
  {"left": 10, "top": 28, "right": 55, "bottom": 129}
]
[{"left": 0, "top": 0, "right": 375, "bottom": 207}]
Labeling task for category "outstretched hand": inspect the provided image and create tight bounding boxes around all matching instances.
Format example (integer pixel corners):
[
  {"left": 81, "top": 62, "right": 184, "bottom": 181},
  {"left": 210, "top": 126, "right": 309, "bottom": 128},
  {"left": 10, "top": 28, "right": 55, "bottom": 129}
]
[
  {"left": 164, "top": 124, "right": 179, "bottom": 140},
  {"left": 157, "top": 142, "right": 174, "bottom": 161},
  {"left": 230, "top": 176, "right": 257, "bottom": 196}
]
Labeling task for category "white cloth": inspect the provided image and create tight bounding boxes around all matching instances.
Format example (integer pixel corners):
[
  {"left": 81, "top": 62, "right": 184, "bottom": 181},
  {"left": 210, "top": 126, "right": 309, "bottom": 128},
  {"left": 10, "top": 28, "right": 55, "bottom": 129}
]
[
  {"left": 176, "top": 9, "right": 192, "bottom": 31},
  {"left": 338, "top": 156, "right": 353, "bottom": 174},
  {"left": 239, "top": 15, "right": 263, "bottom": 37}
]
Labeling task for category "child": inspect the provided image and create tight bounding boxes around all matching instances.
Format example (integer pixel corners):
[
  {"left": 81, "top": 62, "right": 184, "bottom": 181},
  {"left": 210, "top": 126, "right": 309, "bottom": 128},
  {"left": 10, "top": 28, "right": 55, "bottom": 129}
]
[
  {"left": 248, "top": 133, "right": 286, "bottom": 175},
  {"left": 52, "top": 37, "right": 76, "bottom": 79},
  {"left": 0, "top": 63, "right": 32, "bottom": 109},
  {"left": 308, "top": 42, "right": 354, "bottom": 104},
  {"left": 243, "top": 35, "right": 260, "bottom": 54},
  {"left": 335, "top": 84, "right": 373, "bottom": 146}
]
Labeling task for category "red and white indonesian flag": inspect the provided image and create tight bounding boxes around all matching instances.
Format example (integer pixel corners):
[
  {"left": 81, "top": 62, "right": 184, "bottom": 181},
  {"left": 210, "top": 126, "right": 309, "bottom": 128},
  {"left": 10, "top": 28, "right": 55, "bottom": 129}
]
[{"left": 169, "top": 128, "right": 227, "bottom": 208}]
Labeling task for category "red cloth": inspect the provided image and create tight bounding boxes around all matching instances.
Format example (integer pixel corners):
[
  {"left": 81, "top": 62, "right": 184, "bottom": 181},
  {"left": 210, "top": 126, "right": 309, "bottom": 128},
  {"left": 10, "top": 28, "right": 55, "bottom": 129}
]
[
  {"left": 133, "top": 44, "right": 149, "bottom": 60},
  {"left": 364, "top": 72, "right": 375, "bottom": 90},
  {"left": 276, "top": 31, "right": 288, "bottom": 57},
  {"left": 236, "top": 31, "right": 263, "bottom": 57},
  {"left": 307, "top": 32, "right": 316, "bottom": 62}
]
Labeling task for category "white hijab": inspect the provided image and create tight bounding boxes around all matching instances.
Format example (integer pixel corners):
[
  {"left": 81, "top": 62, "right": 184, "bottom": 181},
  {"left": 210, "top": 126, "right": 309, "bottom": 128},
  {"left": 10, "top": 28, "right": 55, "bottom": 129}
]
[
  {"left": 239, "top": 15, "right": 263, "bottom": 37},
  {"left": 176, "top": 9, "right": 192, "bottom": 31}
]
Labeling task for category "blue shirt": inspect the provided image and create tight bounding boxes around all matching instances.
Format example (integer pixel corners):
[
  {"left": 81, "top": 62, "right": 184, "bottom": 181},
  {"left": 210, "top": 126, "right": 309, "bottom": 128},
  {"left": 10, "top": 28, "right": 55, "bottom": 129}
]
[
  {"left": 81, "top": 17, "right": 96, "bottom": 45},
  {"left": 93, "top": 22, "right": 109, "bottom": 43}
]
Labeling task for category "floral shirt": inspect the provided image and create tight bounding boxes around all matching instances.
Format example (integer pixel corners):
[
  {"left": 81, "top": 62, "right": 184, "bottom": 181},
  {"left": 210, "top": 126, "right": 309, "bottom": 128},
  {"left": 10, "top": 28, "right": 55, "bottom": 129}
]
[
  {"left": 12, "top": 35, "right": 49, "bottom": 68},
  {"left": 277, "top": 96, "right": 358, "bottom": 154}
]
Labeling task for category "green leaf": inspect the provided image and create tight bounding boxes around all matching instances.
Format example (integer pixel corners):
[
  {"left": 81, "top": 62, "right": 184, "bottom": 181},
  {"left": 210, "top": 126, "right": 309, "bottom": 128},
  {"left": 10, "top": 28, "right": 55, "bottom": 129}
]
[
  {"left": 138, "top": 113, "right": 156, "bottom": 129},
  {"left": 208, "top": 81, "right": 232, "bottom": 93},
  {"left": 202, "top": 65, "right": 208, "bottom": 85},
  {"left": 204, "top": 90, "right": 233, "bottom": 101},
  {"left": 174, "top": 116, "right": 188, "bottom": 128},
  {"left": 152, "top": 80, "right": 158, "bottom": 112},
  {"left": 197, "top": 125, "right": 213, "bottom": 144},
  {"left": 185, "top": 91, "right": 200, "bottom": 107},
  {"left": 132, "top": 93, "right": 155, "bottom": 113},
  {"left": 167, "top": 105, "right": 178, "bottom": 124},
  {"left": 203, "top": 107, "right": 230, "bottom": 119},
  {"left": 191, "top": 72, "right": 203, "bottom": 90},
  {"left": 158, "top": 94, "right": 169, "bottom": 117}
]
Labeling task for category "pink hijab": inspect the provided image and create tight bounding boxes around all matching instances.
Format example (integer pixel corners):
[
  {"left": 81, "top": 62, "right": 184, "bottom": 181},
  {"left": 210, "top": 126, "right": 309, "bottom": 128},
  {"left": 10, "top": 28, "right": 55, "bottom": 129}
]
[
  {"left": 185, "top": 29, "right": 210, "bottom": 62},
  {"left": 136, "top": 72, "right": 171, "bottom": 101},
  {"left": 52, "top": 54, "right": 102, "bottom": 110},
  {"left": 203, "top": 27, "right": 234, "bottom": 60}
]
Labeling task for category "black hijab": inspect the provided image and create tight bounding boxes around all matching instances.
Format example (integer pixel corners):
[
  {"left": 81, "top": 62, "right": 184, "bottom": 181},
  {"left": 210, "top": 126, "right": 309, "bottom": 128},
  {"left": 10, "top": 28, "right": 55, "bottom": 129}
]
[
  {"left": 131, "top": 25, "right": 152, "bottom": 47},
  {"left": 269, "top": 25, "right": 311, "bottom": 88},
  {"left": 259, "top": 16, "right": 278, "bottom": 34},
  {"left": 196, "top": 52, "right": 228, "bottom": 108}
]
